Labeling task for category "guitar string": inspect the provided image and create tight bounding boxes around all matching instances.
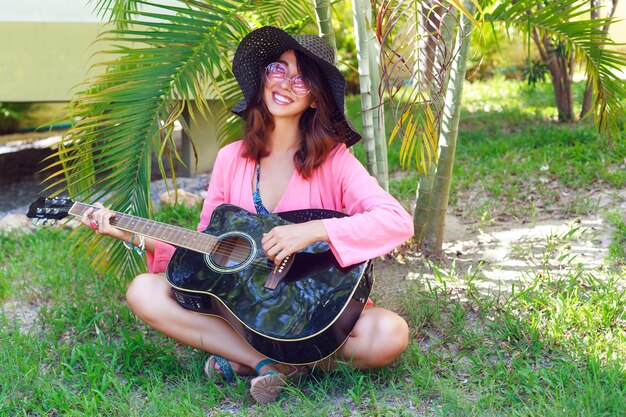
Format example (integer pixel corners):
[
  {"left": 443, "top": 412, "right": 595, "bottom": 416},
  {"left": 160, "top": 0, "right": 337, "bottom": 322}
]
[{"left": 67, "top": 203, "right": 293, "bottom": 272}]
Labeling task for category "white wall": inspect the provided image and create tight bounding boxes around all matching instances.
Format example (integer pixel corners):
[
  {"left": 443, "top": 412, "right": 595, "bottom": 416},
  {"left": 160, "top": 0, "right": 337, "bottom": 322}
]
[
  {"left": 0, "top": 0, "right": 183, "bottom": 101},
  {"left": 0, "top": 0, "right": 181, "bottom": 22},
  {"left": 0, "top": 0, "right": 103, "bottom": 22}
]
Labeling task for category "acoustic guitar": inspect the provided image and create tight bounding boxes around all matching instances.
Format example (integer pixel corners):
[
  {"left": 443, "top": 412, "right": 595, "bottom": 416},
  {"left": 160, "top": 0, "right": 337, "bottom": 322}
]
[{"left": 27, "top": 197, "right": 373, "bottom": 364}]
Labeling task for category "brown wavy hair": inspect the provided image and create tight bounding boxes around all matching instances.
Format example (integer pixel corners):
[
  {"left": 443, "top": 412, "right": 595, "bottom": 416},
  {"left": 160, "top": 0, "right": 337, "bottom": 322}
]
[{"left": 240, "top": 50, "right": 343, "bottom": 179}]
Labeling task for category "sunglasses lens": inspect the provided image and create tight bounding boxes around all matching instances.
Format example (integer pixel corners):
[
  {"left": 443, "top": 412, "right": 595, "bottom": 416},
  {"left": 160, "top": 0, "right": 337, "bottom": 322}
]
[
  {"left": 290, "top": 76, "right": 310, "bottom": 97},
  {"left": 266, "top": 62, "right": 286, "bottom": 82},
  {"left": 265, "top": 62, "right": 311, "bottom": 97}
]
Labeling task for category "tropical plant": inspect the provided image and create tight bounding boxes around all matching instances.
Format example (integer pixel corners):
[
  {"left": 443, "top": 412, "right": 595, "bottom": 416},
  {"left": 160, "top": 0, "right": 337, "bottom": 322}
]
[
  {"left": 377, "top": 0, "right": 625, "bottom": 256},
  {"left": 376, "top": 0, "right": 472, "bottom": 255},
  {"left": 47, "top": 0, "right": 316, "bottom": 277},
  {"left": 0, "top": 103, "right": 35, "bottom": 134},
  {"left": 522, "top": 57, "right": 550, "bottom": 86},
  {"left": 487, "top": 0, "right": 626, "bottom": 130},
  {"left": 580, "top": 0, "right": 620, "bottom": 120},
  {"left": 418, "top": 0, "right": 476, "bottom": 255},
  {"left": 353, "top": 0, "right": 389, "bottom": 189},
  {"left": 314, "top": 0, "right": 338, "bottom": 51}
]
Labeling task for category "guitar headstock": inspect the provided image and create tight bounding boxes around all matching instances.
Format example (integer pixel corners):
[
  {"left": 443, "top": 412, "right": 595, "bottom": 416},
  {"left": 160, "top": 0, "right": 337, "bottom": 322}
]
[{"left": 27, "top": 196, "right": 74, "bottom": 225}]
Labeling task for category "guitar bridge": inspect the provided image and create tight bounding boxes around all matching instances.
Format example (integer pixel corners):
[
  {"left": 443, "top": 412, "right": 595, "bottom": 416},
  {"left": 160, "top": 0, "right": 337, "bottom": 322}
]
[{"left": 264, "top": 254, "right": 295, "bottom": 290}]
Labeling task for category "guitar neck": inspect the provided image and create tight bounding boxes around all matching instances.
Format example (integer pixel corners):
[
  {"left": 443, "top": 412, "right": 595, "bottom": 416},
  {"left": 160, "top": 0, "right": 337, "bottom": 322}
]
[{"left": 69, "top": 202, "right": 217, "bottom": 254}]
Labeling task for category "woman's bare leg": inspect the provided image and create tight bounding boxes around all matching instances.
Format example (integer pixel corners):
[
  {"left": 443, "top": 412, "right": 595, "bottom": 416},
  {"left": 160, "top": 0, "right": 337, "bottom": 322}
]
[
  {"left": 314, "top": 307, "right": 409, "bottom": 371},
  {"left": 127, "top": 274, "right": 407, "bottom": 375},
  {"left": 126, "top": 273, "right": 283, "bottom": 375}
]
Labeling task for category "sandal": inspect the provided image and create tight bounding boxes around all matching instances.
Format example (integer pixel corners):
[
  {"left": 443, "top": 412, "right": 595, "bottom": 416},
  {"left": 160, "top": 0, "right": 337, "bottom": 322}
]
[
  {"left": 249, "top": 359, "right": 310, "bottom": 403},
  {"left": 204, "top": 355, "right": 235, "bottom": 384},
  {"left": 249, "top": 359, "right": 287, "bottom": 404}
]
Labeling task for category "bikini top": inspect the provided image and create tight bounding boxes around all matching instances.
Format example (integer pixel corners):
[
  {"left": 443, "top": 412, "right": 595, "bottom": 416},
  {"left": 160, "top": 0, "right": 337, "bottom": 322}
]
[{"left": 253, "top": 160, "right": 270, "bottom": 215}]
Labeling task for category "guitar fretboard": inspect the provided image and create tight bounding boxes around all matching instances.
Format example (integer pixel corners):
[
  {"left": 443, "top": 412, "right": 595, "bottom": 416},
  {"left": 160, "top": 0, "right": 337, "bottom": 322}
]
[{"left": 69, "top": 202, "right": 218, "bottom": 254}]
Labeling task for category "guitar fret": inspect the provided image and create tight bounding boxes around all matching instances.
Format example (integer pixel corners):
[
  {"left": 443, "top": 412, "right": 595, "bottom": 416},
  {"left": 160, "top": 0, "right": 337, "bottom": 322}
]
[
  {"left": 166, "top": 227, "right": 177, "bottom": 244},
  {"left": 66, "top": 201, "right": 217, "bottom": 254},
  {"left": 190, "top": 232, "right": 200, "bottom": 252},
  {"left": 120, "top": 215, "right": 131, "bottom": 228},
  {"left": 70, "top": 202, "right": 89, "bottom": 217},
  {"left": 164, "top": 224, "right": 172, "bottom": 243},
  {"left": 136, "top": 217, "right": 146, "bottom": 235}
]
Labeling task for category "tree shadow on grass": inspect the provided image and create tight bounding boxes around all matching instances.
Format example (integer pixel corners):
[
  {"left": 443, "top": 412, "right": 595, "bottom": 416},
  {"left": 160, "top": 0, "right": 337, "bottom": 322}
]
[{"left": 399, "top": 268, "right": 626, "bottom": 416}]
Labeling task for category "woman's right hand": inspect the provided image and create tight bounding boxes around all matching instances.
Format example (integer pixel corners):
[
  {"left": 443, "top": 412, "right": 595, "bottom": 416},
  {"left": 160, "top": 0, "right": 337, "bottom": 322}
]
[{"left": 80, "top": 203, "right": 129, "bottom": 241}]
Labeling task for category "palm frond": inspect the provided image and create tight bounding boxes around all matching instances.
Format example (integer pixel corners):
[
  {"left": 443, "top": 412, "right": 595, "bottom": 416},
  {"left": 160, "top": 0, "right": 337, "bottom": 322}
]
[
  {"left": 377, "top": 0, "right": 468, "bottom": 173},
  {"left": 47, "top": 0, "right": 257, "bottom": 278},
  {"left": 250, "top": 0, "right": 316, "bottom": 28},
  {"left": 88, "top": 0, "right": 141, "bottom": 28},
  {"left": 486, "top": 0, "right": 626, "bottom": 137}
]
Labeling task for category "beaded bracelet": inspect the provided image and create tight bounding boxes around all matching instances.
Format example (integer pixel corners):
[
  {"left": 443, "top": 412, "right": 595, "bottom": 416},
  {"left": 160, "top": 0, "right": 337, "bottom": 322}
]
[
  {"left": 123, "top": 233, "right": 135, "bottom": 250},
  {"left": 122, "top": 232, "right": 146, "bottom": 255},
  {"left": 135, "top": 235, "right": 146, "bottom": 255}
]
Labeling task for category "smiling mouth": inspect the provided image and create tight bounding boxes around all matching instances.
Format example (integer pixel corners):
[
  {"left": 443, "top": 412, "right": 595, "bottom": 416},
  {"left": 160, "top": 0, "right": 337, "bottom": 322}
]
[{"left": 272, "top": 92, "right": 293, "bottom": 105}]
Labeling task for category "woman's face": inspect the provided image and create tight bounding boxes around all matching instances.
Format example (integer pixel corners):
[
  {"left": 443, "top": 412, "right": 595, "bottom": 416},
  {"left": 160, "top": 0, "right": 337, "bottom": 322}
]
[{"left": 262, "top": 50, "right": 316, "bottom": 121}]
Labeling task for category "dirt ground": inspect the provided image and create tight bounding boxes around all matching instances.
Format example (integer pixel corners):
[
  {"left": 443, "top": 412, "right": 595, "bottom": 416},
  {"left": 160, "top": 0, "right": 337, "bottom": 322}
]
[
  {"left": 5, "top": 184, "right": 624, "bottom": 329},
  {"left": 2, "top": 180, "right": 624, "bottom": 416},
  {"left": 372, "top": 187, "right": 626, "bottom": 312}
]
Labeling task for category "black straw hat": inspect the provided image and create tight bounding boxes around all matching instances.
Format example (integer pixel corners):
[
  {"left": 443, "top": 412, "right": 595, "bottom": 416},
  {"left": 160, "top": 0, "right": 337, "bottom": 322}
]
[{"left": 231, "top": 26, "right": 361, "bottom": 147}]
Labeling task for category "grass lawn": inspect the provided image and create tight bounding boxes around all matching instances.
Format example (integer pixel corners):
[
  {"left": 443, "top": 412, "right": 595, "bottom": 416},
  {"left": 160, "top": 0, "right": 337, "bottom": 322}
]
[{"left": 1, "top": 78, "right": 625, "bottom": 416}]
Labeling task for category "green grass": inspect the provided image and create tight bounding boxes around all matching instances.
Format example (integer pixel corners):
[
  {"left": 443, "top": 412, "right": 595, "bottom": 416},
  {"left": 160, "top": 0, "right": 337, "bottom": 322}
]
[
  {"left": 607, "top": 211, "right": 626, "bottom": 267},
  {"left": 401, "top": 247, "right": 626, "bottom": 416},
  {"left": 2, "top": 77, "right": 626, "bottom": 415},
  {"left": 348, "top": 78, "right": 626, "bottom": 221},
  {"left": 2, "top": 225, "right": 625, "bottom": 416}
]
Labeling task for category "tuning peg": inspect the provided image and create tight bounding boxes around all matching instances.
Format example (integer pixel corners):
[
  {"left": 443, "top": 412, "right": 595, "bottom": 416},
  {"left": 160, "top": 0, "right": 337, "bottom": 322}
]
[
  {"left": 42, "top": 219, "right": 49, "bottom": 226},
  {"left": 31, "top": 219, "right": 40, "bottom": 226}
]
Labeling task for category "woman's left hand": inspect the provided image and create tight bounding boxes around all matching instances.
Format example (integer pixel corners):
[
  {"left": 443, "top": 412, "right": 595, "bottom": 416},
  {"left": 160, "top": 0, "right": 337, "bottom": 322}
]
[{"left": 262, "top": 220, "right": 328, "bottom": 265}]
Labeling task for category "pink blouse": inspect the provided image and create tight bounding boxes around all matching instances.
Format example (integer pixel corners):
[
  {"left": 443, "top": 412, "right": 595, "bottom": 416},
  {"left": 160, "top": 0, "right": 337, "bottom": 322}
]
[{"left": 146, "top": 141, "right": 413, "bottom": 273}]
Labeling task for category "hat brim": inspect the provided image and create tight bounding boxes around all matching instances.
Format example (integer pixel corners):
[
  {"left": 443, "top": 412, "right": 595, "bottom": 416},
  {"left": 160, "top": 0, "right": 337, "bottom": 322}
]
[{"left": 230, "top": 26, "right": 361, "bottom": 147}]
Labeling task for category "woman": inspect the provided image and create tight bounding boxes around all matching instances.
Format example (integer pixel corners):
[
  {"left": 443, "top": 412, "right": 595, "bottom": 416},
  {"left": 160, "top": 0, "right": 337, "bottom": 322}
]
[{"left": 82, "top": 26, "right": 413, "bottom": 404}]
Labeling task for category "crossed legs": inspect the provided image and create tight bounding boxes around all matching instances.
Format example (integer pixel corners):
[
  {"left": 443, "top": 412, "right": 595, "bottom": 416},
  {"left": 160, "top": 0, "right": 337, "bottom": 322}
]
[{"left": 126, "top": 273, "right": 409, "bottom": 373}]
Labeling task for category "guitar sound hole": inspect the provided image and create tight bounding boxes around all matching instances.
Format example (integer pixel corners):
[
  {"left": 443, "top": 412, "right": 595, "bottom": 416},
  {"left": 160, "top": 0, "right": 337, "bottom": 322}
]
[{"left": 210, "top": 234, "right": 253, "bottom": 270}]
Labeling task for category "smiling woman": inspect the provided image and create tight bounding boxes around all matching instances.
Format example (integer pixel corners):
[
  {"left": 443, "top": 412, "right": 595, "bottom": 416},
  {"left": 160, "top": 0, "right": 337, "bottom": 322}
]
[
  {"left": 261, "top": 51, "right": 317, "bottom": 124},
  {"left": 79, "top": 25, "right": 413, "bottom": 405}
]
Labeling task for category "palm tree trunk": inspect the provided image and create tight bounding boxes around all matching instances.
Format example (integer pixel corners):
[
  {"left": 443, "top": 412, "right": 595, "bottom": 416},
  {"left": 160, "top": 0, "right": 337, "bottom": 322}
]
[
  {"left": 365, "top": 1, "right": 388, "bottom": 190},
  {"left": 412, "top": 1, "right": 458, "bottom": 251},
  {"left": 418, "top": 0, "right": 446, "bottom": 88},
  {"left": 352, "top": 0, "right": 378, "bottom": 177},
  {"left": 415, "top": 0, "right": 475, "bottom": 256},
  {"left": 531, "top": 17, "right": 575, "bottom": 122},
  {"left": 314, "top": 0, "right": 338, "bottom": 55}
]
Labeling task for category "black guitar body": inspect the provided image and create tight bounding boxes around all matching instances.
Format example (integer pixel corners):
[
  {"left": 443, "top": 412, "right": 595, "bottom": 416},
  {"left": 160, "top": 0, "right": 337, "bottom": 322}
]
[{"left": 166, "top": 204, "right": 373, "bottom": 364}]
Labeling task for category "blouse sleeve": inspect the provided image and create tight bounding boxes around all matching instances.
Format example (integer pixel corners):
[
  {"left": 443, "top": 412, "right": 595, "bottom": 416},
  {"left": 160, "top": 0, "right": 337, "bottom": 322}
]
[
  {"left": 197, "top": 144, "right": 227, "bottom": 232},
  {"left": 145, "top": 144, "right": 229, "bottom": 274},
  {"left": 321, "top": 145, "right": 413, "bottom": 267}
]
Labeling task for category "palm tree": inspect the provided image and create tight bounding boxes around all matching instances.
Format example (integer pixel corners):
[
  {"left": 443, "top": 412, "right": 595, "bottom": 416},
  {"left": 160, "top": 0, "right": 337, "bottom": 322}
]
[
  {"left": 515, "top": 0, "right": 623, "bottom": 123},
  {"left": 48, "top": 0, "right": 315, "bottom": 277},
  {"left": 353, "top": 0, "right": 381, "bottom": 181},
  {"left": 417, "top": 0, "right": 475, "bottom": 256},
  {"left": 580, "top": 0, "right": 619, "bottom": 120},
  {"left": 378, "top": 0, "right": 626, "bottom": 255},
  {"left": 377, "top": 0, "right": 469, "bottom": 256},
  {"left": 489, "top": 0, "right": 626, "bottom": 134},
  {"left": 313, "top": 0, "right": 338, "bottom": 51}
]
